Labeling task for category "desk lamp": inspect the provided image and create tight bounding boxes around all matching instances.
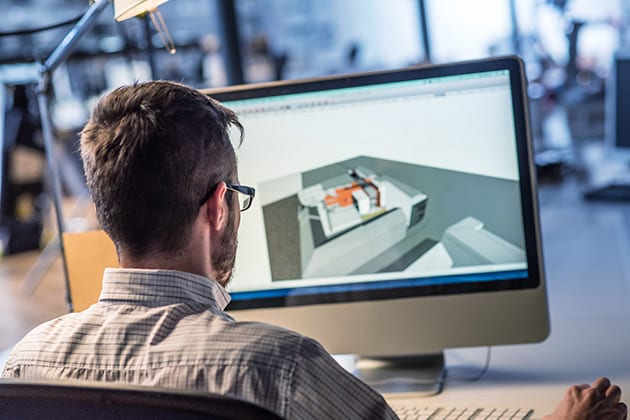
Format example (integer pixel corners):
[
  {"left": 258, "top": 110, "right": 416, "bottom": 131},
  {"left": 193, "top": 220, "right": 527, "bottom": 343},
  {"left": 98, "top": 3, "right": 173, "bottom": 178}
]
[{"left": 30, "top": 0, "right": 173, "bottom": 311}]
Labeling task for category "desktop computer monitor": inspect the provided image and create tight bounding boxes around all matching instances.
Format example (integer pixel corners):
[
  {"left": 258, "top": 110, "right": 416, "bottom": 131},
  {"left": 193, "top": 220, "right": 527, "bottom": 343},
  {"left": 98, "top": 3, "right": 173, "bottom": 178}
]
[
  {"left": 582, "top": 52, "right": 630, "bottom": 200},
  {"left": 606, "top": 52, "right": 630, "bottom": 157},
  {"left": 203, "top": 56, "right": 549, "bottom": 389}
]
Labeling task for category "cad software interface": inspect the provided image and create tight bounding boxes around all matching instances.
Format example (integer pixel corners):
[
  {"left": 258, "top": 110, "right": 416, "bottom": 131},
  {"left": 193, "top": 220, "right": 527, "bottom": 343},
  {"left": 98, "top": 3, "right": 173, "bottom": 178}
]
[{"left": 221, "top": 69, "right": 529, "bottom": 304}]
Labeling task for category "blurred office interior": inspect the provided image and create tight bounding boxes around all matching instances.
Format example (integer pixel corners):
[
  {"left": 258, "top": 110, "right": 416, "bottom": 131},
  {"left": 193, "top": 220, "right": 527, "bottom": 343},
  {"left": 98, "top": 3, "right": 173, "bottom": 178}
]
[{"left": 1, "top": 0, "right": 630, "bottom": 350}]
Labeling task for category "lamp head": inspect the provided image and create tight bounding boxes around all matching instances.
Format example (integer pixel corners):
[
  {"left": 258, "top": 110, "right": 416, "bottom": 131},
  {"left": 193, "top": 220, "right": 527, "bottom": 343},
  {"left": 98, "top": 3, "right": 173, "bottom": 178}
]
[
  {"left": 113, "top": 0, "right": 176, "bottom": 54},
  {"left": 113, "top": 0, "right": 169, "bottom": 22}
]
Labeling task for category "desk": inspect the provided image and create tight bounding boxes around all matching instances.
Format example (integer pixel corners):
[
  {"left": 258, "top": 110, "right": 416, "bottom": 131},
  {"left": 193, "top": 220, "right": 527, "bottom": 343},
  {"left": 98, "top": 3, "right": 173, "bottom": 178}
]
[{"left": 383, "top": 179, "right": 630, "bottom": 417}]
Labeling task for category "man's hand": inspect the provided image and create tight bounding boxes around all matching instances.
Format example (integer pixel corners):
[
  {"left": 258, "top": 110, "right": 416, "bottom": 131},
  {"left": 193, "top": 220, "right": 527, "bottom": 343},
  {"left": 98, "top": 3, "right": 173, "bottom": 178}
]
[{"left": 544, "top": 377, "right": 627, "bottom": 420}]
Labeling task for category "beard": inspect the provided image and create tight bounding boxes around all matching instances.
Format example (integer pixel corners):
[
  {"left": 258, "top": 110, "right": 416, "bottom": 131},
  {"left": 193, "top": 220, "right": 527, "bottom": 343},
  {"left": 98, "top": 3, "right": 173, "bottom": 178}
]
[{"left": 212, "top": 206, "right": 238, "bottom": 287}]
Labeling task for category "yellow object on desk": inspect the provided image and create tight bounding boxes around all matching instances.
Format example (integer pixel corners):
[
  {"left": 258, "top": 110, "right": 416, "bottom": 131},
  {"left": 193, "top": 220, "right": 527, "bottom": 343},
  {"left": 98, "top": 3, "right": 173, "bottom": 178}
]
[{"left": 62, "top": 230, "right": 118, "bottom": 312}]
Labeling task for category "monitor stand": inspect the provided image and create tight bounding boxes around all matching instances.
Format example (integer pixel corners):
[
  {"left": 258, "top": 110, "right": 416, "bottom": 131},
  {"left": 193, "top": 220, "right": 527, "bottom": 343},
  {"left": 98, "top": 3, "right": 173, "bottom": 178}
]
[{"left": 356, "top": 352, "right": 446, "bottom": 396}]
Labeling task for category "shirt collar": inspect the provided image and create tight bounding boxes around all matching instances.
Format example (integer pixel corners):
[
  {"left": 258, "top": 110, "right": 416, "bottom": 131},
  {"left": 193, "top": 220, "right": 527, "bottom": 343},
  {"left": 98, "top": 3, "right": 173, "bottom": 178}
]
[{"left": 99, "top": 268, "right": 231, "bottom": 310}]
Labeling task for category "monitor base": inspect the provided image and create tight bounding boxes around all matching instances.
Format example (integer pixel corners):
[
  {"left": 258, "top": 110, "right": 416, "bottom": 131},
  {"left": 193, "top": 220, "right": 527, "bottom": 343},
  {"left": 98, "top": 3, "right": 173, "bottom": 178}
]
[
  {"left": 583, "top": 181, "right": 630, "bottom": 201},
  {"left": 356, "top": 352, "right": 446, "bottom": 396}
]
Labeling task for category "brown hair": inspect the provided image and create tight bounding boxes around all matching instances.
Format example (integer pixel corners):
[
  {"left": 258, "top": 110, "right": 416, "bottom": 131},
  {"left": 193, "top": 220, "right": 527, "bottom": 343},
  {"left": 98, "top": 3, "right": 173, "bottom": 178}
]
[{"left": 80, "top": 80, "right": 243, "bottom": 258}]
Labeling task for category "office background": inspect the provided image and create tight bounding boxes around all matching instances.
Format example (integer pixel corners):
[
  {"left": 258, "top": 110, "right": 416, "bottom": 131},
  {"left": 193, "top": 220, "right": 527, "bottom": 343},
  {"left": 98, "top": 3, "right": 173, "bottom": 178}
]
[{"left": 2, "top": 1, "right": 630, "bottom": 402}]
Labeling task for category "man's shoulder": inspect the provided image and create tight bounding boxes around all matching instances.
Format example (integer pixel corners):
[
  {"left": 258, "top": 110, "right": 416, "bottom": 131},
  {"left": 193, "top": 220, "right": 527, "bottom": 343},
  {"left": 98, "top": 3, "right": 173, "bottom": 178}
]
[
  {"left": 14, "top": 312, "right": 80, "bottom": 342},
  {"left": 223, "top": 319, "right": 331, "bottom": 361},
  {"left": 17, "top": 311, "right": 83, "bottom": 347},
  {"left": 3, "top": 312, "right": 81, "bottom": 370},
  {"left": 225, "top": 319, "right": 311, "bottom": 349}
]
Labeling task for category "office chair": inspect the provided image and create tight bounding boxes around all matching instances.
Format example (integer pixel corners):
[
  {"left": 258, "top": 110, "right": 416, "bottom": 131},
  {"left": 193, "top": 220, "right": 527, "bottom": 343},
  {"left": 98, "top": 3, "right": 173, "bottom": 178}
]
[{"left": 0, "top": 379, "right": 283, "bottom": 420}]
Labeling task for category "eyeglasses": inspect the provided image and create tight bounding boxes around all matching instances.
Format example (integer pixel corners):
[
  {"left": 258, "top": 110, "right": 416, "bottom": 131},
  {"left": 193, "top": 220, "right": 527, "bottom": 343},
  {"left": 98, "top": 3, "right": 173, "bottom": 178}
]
[
  {"left": 225, "top": 183, "right": 256, "bottom": 212},
  {"left": 199, "top": 182, "right": 256, "bottom": 212}
]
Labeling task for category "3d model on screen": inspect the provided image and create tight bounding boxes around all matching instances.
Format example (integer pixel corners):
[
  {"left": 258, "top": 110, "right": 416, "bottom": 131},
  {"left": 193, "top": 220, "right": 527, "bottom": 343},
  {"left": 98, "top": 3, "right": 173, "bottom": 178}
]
[
  {"left": 261, "top": 156, "right": 526, "bottom": 282},
  {"left": 297, "top": 167, "right": 428, "bottom": 239},
  {"left": 295, "top": 166, "right": 429, "bottom": 278}
]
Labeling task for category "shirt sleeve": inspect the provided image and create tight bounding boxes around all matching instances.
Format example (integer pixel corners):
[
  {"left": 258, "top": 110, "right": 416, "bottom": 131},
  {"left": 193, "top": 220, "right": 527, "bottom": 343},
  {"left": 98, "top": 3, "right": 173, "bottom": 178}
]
[
  {"left": 287, "top": 335, "right": 398, "bottom": 420},
  {"left": 1, "top": 352, "right": 19, "bottom": 378}
]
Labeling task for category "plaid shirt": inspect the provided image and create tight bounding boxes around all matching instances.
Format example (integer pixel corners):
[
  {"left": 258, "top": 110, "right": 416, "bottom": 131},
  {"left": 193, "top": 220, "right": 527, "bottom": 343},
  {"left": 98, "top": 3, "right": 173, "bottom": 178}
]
[{"left": 2, "top": 268, "right": 396, "bottom": 419}]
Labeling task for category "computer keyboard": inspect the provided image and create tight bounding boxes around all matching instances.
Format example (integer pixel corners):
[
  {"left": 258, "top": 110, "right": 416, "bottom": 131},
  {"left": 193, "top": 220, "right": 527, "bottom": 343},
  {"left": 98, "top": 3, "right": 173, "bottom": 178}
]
[
  {"left": 583, "top": 173, "right": 630, "bottom": 201},
  {"left": 391, "top": 404, "right": 534, "bottom": 419}
]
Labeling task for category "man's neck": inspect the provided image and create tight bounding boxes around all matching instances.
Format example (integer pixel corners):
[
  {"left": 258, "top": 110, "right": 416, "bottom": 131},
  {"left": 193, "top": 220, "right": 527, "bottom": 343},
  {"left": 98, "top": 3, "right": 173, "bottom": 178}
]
[
  {"left": 119, "top": 248, "right": 212, "bottom": 280},
  {"left": 117, "top": 211, "right": 217, "bottom": 281}
]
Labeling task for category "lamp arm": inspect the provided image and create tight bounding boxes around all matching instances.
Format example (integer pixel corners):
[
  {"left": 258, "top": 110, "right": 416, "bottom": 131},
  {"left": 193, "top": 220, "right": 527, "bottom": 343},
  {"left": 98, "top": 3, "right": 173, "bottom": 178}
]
[
  {"left": 35, "top": 0, "right": 111, "bottom": 312},
  {"left": 41, "top": 0, "right": 111, "bottom": 78}
]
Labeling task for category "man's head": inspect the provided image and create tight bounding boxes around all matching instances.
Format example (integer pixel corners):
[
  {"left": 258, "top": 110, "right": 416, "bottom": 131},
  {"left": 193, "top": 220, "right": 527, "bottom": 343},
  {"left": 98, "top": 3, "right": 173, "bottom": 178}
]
[{"left": 80, "top": 81, "right": 243, "bottom": 280}]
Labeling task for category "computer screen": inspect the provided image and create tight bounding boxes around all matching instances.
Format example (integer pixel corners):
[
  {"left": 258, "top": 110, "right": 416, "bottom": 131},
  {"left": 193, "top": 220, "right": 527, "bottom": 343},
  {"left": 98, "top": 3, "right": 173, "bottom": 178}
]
[{"left": 204, "top": 56, "right": 549, "bottom": 373}]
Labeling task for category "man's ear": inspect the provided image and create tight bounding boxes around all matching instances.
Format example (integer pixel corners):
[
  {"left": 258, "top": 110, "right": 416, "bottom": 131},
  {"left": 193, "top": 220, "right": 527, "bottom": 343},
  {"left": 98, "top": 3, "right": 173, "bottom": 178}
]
[{"left": 205, "top": 182, "right": 229, "bottom": 232}]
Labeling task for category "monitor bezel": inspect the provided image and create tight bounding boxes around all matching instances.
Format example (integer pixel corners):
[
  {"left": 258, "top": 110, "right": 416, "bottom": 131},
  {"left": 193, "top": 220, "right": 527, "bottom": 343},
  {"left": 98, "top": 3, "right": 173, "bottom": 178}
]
[{"left": 203, "top": 56, "right": 543, "bottom": 313}]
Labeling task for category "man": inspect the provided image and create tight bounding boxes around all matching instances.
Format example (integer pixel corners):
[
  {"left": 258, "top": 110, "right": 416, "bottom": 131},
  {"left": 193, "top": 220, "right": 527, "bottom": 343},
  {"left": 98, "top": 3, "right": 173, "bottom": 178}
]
[{"left": 2, "top": 81, "right": 627, "bottom": 420}]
